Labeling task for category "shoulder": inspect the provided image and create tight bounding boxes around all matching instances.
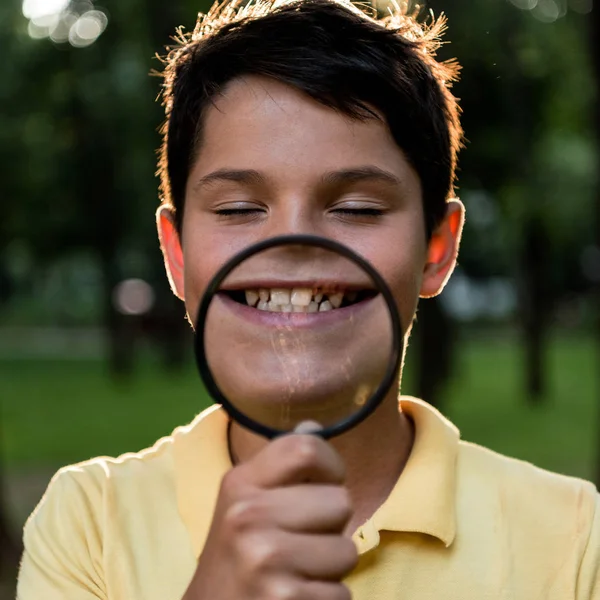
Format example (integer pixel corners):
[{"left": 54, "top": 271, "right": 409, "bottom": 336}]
[
  {"left": 18, "top": 409, "right": 229, "bottom": 599},
  {"left": 25, "top": 405, "right": 229, "bottom": 543},
  {"left": 455, "top": 442, "right": 600, "bottom": 594},
  {"left": 25, "top": 431, "right": 178, "bottom": 542},
  {"left": 458, "top": 439, "right": 597, "bottom": 501},
  {"left": 57, "top": 431, "right": 175, "bottom": 496},
  {"left": 19, "top": 432, "right": 182, "bottom": 596},
  {"left": 457, "top": 439, "right": 598, "bottom": 540}
]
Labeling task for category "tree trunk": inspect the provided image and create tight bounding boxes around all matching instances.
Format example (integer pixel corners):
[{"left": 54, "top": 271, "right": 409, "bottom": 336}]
[
  {"left": 0, "top": 409, "right": 22, "bottom": 577},
  {"left": 415, "top": 297, "right": 455, "bottom": 410},
  {"left": 0, "top": 257, "right": 18, "bottom": 574},
  {"left": 520, "top": 215, "right": 551, "bottom": 405},
  {"left": 98, "top": 247, "right": 134, "bottom": 379},
  {"left": 590, "top": 1, "right": 600, "bottom": 487},
  {"left": 67, "top": 46, "right": 133, "bottom": 380},
  {"left": 145, "top": 0, "right": 194, "bottom": 373}
]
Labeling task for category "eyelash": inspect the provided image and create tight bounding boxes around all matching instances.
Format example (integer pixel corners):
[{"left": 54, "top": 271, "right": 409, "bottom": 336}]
[
  {"left": 215, "top": 208, "right": 263, "bottom": 216},
  {"left": 332, "top": 207, "right": 384, "bottom": 217},
  {"left": 213, "top": 207, "right": 385, "bottom": 218}
]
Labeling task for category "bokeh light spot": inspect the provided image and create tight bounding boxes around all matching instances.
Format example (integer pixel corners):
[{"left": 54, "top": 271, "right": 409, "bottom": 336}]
[
  {"left": 22, "top": 0, "right": 69, "bottom": 20},
  {"left": 113, "top": 279, "right": 155, "bottom": 316},
  {"left": 31, "top": 12, "right": 60, "bottom": 28},
  {"left": 24, "top": 0, "right": 108, "bottom": 46},
  {"left": 27, "top": 20, "right": 50, "bottom": 39},
  {"left": 49, "top": 11, "right": 77, "bottom": 43},
  {"left": 532, "top": 0, "right": 561, "bottom": 21},
  {"left": 69, "top": 10, "right": 108, "bottom": 47},
  {"left": 508, "top": 0, "right": 539, "bottom": 10}
]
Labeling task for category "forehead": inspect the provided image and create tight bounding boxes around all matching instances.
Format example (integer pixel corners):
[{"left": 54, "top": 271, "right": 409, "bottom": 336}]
[{"left": 192, "top": 75, "right": 417, "bottom": 186}]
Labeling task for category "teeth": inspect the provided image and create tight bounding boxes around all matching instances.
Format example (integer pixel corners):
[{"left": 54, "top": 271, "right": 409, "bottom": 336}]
[
  {"left": 319, "top": 300, "right": 333, "bottom": 312},
  {"left": 291, "top": 288, "right": 312, "bottom": 307},
  {"left": 245, "top": 288, "right": 358, "bottom": 312},
  {"left": 328, "top": 292, "right": 344, "bottom": 308},
  {"left": 271, "top": 288, "right": 290, "bottom": 305},
  {"left": 245, "top": 290, "right": 259, "bottom": 307}
]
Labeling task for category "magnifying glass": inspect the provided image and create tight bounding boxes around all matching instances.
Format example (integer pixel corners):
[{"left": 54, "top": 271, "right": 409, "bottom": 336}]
[{"left": 194, "top": 235, "right": 403, "bottom": 439}]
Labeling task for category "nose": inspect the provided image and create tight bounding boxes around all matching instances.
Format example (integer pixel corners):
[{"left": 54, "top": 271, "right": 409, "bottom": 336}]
[{"left": 263, "top": 197, "right": 324, "bottom": 239}]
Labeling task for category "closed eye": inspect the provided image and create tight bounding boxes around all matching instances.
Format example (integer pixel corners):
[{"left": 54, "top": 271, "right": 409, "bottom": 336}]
[
  {"left": 213, "top": 201, "right": 267, "bottom": 222},
  {"left": 215, "top": 208, "right": 264, "bottom": 216},
  {"left": 331, "top": 207, "right": 385, "bottom": 217}
]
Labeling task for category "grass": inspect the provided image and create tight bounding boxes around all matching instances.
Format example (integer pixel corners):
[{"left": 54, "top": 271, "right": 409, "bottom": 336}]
[
  {"left": 1, "top": 330, "right": 596, "bottom": 599},
  {"left": 0, "top": 358, "right": 211, "bottom": 468},
  {"left": 0, "top": 331, "right": 598, "bottom": 482},
  {"left": 440, "top": 332, "right": 598, "bottom": 480}
]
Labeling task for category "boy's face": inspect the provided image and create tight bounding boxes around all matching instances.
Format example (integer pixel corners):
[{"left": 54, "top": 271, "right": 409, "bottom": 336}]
[{"left": 159, "top": 75, "right": 463, "bottom": 410}]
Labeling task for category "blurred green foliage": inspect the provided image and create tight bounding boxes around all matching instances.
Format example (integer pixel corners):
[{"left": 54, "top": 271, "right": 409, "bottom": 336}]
[
  {"left": 0, "top": 0, "right": 597, "bottom": 326},
  {"left": 0, "top": 1, "right": 597, "bottom": 580},
  {"left": 430, "top": 0, "right": 597, "bottom": 287}
]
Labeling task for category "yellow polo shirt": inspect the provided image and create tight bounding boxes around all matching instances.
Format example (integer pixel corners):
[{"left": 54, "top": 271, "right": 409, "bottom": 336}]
[{"left": 17, "top": 398, "right": 600, "bottom": 599}]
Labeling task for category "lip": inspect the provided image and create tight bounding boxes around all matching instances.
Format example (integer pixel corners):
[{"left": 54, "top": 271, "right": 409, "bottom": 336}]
[{"left": 215, "top": 291, "right": 379, "bottom": 329}]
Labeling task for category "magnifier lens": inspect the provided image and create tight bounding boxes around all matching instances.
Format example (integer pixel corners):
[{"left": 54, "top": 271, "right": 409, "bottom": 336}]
[{"left": 198, "top": 238, "right": 398, "bottom": 437}]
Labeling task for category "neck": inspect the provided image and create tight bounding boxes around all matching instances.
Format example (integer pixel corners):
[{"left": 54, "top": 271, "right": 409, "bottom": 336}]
[{"left": 228, "top": 390, "right": 414, "bottom": 535}]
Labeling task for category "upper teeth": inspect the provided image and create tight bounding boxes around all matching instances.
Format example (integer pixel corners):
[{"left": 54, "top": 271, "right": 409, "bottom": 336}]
[{"left": 244, "top": 288, "right": 352, "bottom": 313}]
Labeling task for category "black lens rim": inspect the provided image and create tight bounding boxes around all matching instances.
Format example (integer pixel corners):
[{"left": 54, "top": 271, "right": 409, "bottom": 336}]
[{"left": 194, "top": 234, "right": 403, "bottom": 440}]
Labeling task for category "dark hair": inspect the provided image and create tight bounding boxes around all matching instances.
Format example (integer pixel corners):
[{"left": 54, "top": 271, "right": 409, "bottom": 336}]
[{"left": 158, "top": 0, "right": 462, "bottom": 238}]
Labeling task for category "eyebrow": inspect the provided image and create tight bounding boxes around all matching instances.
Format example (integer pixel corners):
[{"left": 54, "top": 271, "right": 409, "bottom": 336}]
[
  {"left": 320, "top": 166, "right": 403, "bottom": 188},
  {"left": 192, "top": 169, "right": 264, "bottom": 193},
  {"left": 192, "top": 165, "right": 404, "bottom": 193}
]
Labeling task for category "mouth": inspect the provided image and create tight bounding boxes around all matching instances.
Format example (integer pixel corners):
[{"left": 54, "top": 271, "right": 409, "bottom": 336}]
[{"left": 220, "top": 285, "right": 378, "bottom": 314}]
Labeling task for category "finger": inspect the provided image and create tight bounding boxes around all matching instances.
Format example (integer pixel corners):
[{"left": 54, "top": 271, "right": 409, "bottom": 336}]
[
  {"left": 265, "top": 578, "right": 352, "bottom": 600},
  {"left": 241, "top": 434, "right": 346, "bottom": 488},
  {"left": 298, "top": 581, "right": 352, "bottom": 600},
  {"left": 262, "top": 485, "right": 352, "bottom": 533},
  {"left": 284, "top": 533, "right": 358, "bottom": 580}
]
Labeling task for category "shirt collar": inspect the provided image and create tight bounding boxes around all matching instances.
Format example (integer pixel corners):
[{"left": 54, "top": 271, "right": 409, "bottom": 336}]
[
  {"left": 371, "top": 397, "right": 460, "bottom": 548},
  {"left": 173, "top": 397, "right": 460, "bottom": 558}
]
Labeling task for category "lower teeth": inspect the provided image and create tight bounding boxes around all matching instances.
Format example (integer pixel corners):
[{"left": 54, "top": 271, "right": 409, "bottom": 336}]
[{"left": 256, "top": 300, "right": 326, "bottom": 313}]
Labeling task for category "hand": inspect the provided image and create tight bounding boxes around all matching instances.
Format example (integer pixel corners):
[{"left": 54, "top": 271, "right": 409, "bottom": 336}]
[{"left": 182, "top": 432, "right": 358, "bottom": 600}]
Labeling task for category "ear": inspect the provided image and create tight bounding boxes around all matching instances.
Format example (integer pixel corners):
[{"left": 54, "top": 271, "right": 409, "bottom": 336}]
[
  {"left": 420, "top": 199, "right": 465, "bottom": 299},
  {"left": 156, "top": 205, "right": 185, "bottom": 301}
]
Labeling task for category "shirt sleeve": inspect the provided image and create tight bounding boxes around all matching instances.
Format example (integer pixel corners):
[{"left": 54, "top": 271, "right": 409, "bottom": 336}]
[
  {"left": 577, "top": 490, "right": 600, "bottom": 600},
  {"left": 16, "top": 467, "right": 106, "bottom": 600}
]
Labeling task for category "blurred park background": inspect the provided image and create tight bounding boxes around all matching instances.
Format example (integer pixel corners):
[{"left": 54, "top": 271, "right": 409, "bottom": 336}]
[{"left": 1, "top": 0, "right": 599, "bottom": 594}]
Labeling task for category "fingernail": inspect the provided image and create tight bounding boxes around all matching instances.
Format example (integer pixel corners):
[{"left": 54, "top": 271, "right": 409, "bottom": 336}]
[{"left": 293, "top": 420, "right": 323, "bottom": 434}]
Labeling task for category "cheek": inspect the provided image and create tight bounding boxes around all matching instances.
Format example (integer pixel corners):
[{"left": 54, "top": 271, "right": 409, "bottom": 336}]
[
  {"left": 180, "top": 229, "right": 230, "bottom": 326},
  {"left": 389, "top": 263, "right": 423, "bottom": 333},
  {"left": 180, "top": 217, "right": 260, "bottom": 325},
  {"left": 372, "top": 240, "right": 426, "bottom": 335},
  {"left": 182, "top": 261, "right": 212, "bottom": 327}
]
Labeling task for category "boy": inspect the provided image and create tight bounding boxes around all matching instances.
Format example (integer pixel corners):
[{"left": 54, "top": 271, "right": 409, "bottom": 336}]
[{"left": 17, "top": 0, "right": 600, "bottom": 598}]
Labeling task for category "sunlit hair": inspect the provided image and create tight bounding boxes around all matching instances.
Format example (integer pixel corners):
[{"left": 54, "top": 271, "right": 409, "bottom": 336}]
[{"left": 157, "top": 0, "right": 463, "bottom": 238}]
